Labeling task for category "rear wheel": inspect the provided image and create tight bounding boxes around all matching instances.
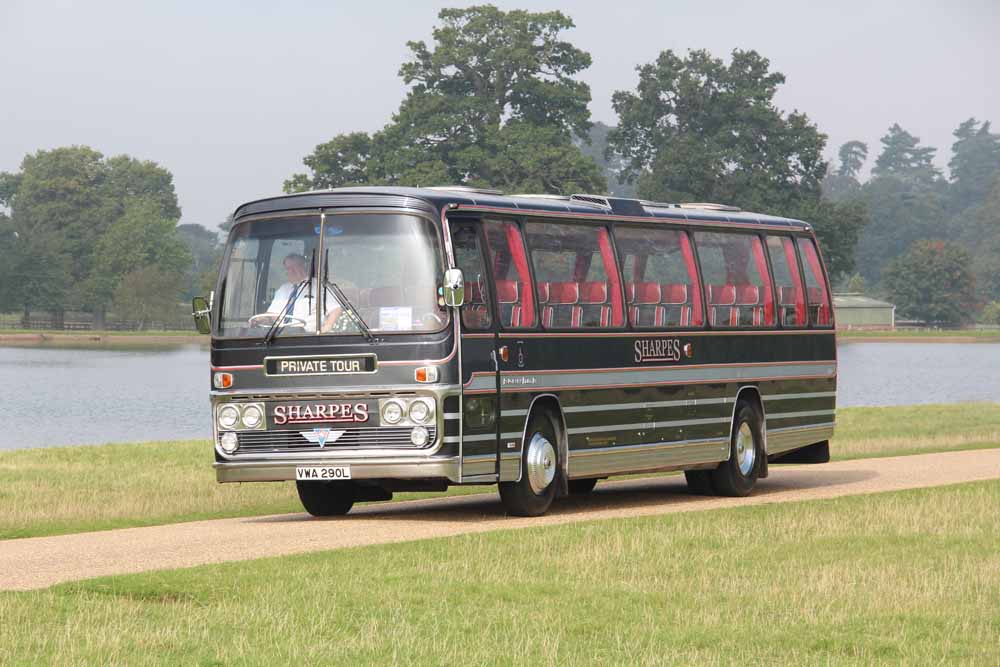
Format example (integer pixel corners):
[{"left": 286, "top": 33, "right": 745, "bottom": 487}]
[
  {"left": 296, "top": 480, "right": 355, "bottom": 516},
  {"left": 711, "top": 402, "right": 764, "bottom": 497},
  {"left": 499, "top": 411, "right": 559, "bottom": 516},
  {"left": 567, "top": 478, "right": 598, "bottom": 495}
]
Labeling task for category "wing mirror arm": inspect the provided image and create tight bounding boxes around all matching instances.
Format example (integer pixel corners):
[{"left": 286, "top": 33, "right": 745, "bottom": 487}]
[{"left": 191, "top": 291, "right": 213, "bottom": 334}]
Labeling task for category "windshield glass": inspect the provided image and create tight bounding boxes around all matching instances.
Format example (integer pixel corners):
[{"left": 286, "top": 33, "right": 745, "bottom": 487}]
[{"left": 217, "top": 213, "right": 448, "bottom": 338}]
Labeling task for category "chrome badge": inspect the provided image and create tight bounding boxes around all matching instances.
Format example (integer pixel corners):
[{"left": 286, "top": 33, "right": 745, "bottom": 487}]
[{"left": 301, "top": 428, "right": 347, "bottom": 448}]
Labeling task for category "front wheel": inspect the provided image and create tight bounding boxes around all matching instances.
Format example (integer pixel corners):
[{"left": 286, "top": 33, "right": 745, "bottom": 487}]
[
  {"left": 711, "top": 402, "right": 764, "bottom": 497},
  {"left": 499, "top": 412, "right": 560, "bottom": 516},
  {"left": 296, "top": 480, "right": 355, "bottom": 516}
]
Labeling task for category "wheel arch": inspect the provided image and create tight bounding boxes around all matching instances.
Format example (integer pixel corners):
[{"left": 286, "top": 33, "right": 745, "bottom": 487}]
[{"left": 519, "top": 393, "right": 569, "bottom": 495}]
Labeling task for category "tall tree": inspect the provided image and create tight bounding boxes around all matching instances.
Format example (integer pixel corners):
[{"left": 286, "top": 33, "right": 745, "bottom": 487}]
[
  {"left": 855, "top": 124, "right": 947, "bottom": 283},
  {"left": 608, "top": 48, "right": 862, "bottom": 278},
  {"left": 882, "top": 240, "right": 976, "bottom": 326},
  {"left": 574, "top": 121, "right": 636, "bottom": 198},
  {"left": 286, "top": 5, "right": 604, "bottom": 195},
  {"left": 872, "top": 124, "right": 938, "bottom": 180},
  {"left": 176, "top": 223, "right": 221, "bottom": 300},
  {"left": 609, "top": 49, "right": 828, "bottom": 213},
  {"left": 823, "top": 140, "right": 868, "bottom": 201},
  {"left": 948, "top": 118, "right": 1000, "bottom": 213}
]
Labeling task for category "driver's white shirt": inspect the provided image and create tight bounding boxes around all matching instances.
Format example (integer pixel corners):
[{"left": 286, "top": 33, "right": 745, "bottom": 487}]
[{"left": 267, "top": 281, "right": 340, "bottom": 331}]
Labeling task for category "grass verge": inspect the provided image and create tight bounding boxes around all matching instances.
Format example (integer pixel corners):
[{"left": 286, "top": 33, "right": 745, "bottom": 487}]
[
  {"left": 1, "top": 403, "right": 997, "bottom": 540},
  {"left": 838, "top": 328, "right": 1000, "bottom": 341},
  {"left": 1, "top": 480, "right": 997, "bottom": 664}
]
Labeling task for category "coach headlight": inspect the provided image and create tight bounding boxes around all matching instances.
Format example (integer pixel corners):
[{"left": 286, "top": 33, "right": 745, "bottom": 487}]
[
  {"left": 408, "top": 399, "right": 432, "bottom": 424},
  {"left": 241, "top": 404, "right": 263, "bottom": 429},
  {"left": 410, "top": 426, "right": 429, "bottom": 446},
  {"left": 218, "top": 405, "right": 240, "bottom": 430},
  {"left": 381, "top": 400, "right": 405, "bottom": 425},
  {"left": 219, "top": 431, "right": 239, "bottom": 454}
]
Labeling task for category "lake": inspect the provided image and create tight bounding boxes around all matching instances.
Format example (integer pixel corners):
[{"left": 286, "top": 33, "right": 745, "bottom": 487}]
[{"left": 1, "top": 342, "right": 998, "bottom": 450}]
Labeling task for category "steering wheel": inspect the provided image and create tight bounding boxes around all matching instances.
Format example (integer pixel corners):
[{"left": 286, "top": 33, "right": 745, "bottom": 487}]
[
  {"left": 248, "top": 312, "right": 308, "bottom": 329},
  {"left": 422, "top": 312, "right": 445, "bottom": 327}
]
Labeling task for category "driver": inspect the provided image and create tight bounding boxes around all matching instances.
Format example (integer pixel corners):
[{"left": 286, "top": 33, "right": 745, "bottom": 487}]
[{"left": 263, "top": 253, "right": 342, "bottom": 332}]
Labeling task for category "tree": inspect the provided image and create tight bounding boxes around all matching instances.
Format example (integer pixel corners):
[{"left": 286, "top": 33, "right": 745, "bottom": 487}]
[
  {"left": 0, "top": 147, "right": 182, "bottom": 318},
  {"left": 574, "top": 121, "right": 636, "bottom": 198},
  {"left": 823, "top": 141, "right": 868, "bottom": 202},
  {"left": 287, "top": 5, "right": 605, "bottom": 195},
  {"left": 111, "top": 266, "right": 185, "bottom": 330},
  {"left": 872, "top": 124, "right": 939, "bottom": 180},
  {"left": 948, "top": 118, "right": 1000, "bottom": 213},
  {"left": 882, "top": 240, "right": 976, "bottom": 326},
  {"left": 88, "top": 197, "right": 191, "bottom": 310},
  {"left": 176, "top": 223, "right": 221, "bottom": 300},
  {"left": 609, "top": 49, "right": 828, "bottom": 213},
  {"left": 854, "top": 124, "right": 948, "bottom": 283}
]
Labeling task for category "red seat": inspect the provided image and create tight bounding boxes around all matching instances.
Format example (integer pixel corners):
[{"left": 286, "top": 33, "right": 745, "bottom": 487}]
[
  {"left": 626, "top": 282, "right": 663, "bottom": 327},
  {"left": 807, "top": 287, "right": 830, "bottom": 325},
  {"left": 542, "top": 282, "right": 580, "bottom": 328},
  {"left": 661, "top": 284, "right": 693, "bottom": 327},
  {"left": 495, "top": 280, "right": 523, "bottom": 327},
  {"left": 707, "top": 284, "right": 737, "bottom": 327},
  {"left": 735, "top": 285, "right": 763, "bottom": 326},
  {"left": 777, "top": 286, "right": 803, "bottom": 326},
  {"left": 579, "top": 281, "right": 610, "bottom": 327}
]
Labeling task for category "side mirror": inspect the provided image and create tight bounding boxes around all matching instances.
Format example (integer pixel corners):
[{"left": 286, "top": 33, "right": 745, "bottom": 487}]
[
  {"left": 192, "top": 295, "right": 212, "bottom": 334},
  {"left": 442, "top": 268, "right": 465, "bottom": 307}
]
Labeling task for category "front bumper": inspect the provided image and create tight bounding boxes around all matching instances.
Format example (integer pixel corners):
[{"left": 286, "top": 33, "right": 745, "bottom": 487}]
[{"left": 214, "top": 454, "right": 461, "bottom": 483}]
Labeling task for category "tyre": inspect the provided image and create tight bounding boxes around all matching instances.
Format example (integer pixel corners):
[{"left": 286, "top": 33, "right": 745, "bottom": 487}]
[
  {"left": 684, "top": 469, "right": 715, "bottom": 495},
  {"left": 296, "top": 480, "right": 355, "bottom": 516},
  {"left": 567, "top": 478, "right": 598, "bottom": 495},
  {"left": 711, "top": 402, "right": 764, "bottom": 497},
  {"left": 499, "top": 411, "right": 560, "bottom": 516}
]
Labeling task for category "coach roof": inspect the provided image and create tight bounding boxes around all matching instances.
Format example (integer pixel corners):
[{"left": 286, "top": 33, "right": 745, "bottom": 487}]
[{"left": 233, "top": 186, "right": 811, "bottom": 230}]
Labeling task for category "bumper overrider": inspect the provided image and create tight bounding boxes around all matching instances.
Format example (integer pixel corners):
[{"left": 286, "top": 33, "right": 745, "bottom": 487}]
[{"left": 212, "top": 387, "right": 461, "bottom": 483}]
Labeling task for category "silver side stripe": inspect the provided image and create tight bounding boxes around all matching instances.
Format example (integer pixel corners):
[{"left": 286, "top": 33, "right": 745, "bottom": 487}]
[
  {"left": 463, "top": 453, "right": 521, "bottom": 462},
  {"left": 767, "top": 409, "right": 836, "bottom": 420},
  {"left": 445, "top": 431, "right": 522, "bottom": 444},
  {"left": 570, "top": 436, "right": 729, "bottom": 458},
  {"left": 443, "top": 413, "right": 461, "bottom": 420},
  {"left": 768, "top": 421, "right": 835, "bottom": 433},
  {"left": 564, "top": 397, "right": 730, "bottom": 413},
  {"left": 763, "top": 391, "right": 837, "bottom": 401},
  {"left": 467, "top": 362, "right": 836, "bottom": 392},
  {"left": 567, "top": 416, "right": 730, "bottom": 435},
  {"left": 502, "top": 409, "right": 529, "bottom": 417}
]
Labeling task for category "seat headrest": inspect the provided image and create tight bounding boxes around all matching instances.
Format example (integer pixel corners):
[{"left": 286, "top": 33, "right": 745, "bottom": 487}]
[
  {"left": 579, "top": 281, "right": 608, "bottom": 304},
  {"left": 661, "top": 284, "right": 688, "bottom": 305}
]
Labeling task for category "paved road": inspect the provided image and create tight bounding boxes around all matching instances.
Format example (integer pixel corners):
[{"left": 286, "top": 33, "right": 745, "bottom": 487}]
[{"left": 2, "top": 449, "right": 998, "bottom": 591}]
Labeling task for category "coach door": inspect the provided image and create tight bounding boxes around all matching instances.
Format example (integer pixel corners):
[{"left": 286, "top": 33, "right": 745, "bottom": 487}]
[{"left": 449, "top": 222, "right": 503, "bottom": 481}]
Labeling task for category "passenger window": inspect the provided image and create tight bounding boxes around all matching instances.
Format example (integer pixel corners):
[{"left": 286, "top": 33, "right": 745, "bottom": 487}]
[
  {"left": 524, "top": 222, "right": 624, "bottom": 329},
  {"left": 614, "top": 226, "right": 704, "bottom": 328},
  {"left": 766, "top": 236, "right": 807, "bottom": 327},
  {"left": 482, "top": 219, "right": 535, "bottom": 328},
  {"left": 797, "top": 238, "right": 833, "bottom": 327},
  {"left": 450, "top": 225, "right": 492, "bottom": 330},
  {"left": 694, "top": 232, "right": 775, "bottom": 328}
]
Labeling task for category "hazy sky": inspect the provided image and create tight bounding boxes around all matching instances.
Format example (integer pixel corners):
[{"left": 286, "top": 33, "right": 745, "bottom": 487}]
[{"left": 2, "top": 1, "right": 998, "bottom": 229}]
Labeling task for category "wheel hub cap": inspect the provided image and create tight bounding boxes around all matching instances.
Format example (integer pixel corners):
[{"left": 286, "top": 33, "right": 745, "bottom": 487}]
[
  {"left": 526, "top": 432, "right": 556, "bottom": 494},
  {"left": 736, "top": 422, "right": 756, "bottom": 476}
]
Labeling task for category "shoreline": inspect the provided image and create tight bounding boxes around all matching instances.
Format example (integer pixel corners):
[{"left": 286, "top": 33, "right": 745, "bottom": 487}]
[{"left": 0, "top": 331, "right": 204, "bottom": 348}]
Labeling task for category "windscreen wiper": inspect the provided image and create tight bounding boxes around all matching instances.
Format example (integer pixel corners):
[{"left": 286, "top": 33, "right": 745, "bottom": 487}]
[
  {"left": 324, "top": 248, "right": 375, "bottom": 343},
  {"left": 263, "top": 250, "right": 316, "bottom": 345},
  {"left": 262, "top": 278, "right": 308, "bottom": 345}
]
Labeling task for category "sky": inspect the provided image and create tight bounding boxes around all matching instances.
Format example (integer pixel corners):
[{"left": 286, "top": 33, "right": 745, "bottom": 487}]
[{"left": 2, "top": 0, "right": 998, "bottom": 229}]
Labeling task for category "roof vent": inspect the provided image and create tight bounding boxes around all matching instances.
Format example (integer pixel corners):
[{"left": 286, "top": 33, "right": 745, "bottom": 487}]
[
  {"left": 427, "top": 185, "right": 503, "bottom": 196},
  {"left": 570, "top": 193, "right": 612, "bottom": 210},
  {"left": 512, "top": 193, "right": 572, "bottom": 201},
  {"left": 678, "top": 202, "right": 741, "bottom": 212}
]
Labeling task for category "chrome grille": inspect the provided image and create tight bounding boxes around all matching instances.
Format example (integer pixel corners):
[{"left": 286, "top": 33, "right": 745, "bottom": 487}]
[{"left": 234, "top": 426, "right": 436, "bottom": 453}]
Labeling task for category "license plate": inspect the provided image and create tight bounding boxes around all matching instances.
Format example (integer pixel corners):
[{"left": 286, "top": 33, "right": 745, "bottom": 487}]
[{"left": 295, "top": 466, "right": 351, "bottom": 481}]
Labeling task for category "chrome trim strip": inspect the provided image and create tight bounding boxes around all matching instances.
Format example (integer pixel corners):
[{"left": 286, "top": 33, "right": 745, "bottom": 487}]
[
  {"left": 215, "top": 456, "right": 460, "bottom": 483},
  {"left": 566, "top": 417, "right": 730, "bottom": 435},
  {"left": 763, "top": 391, "right": 837, "bottom": 401},
  {"left": 767, "top": 409, "right": 836, "bottom": 420},
  {"left": 568, "top": 437, "right": 729, "bottom": 478},
  {"left": 443, "top": 413, "right": 461, "bottom": 420},
  {"left": 767, "top": 422, "right": 835, "bottom": 455},
  {"left": 563, "top": 397, "right": 730, "bottom": 413}
]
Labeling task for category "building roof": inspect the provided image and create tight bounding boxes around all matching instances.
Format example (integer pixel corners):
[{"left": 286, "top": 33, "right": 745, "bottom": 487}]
[{"left": 833, "top": 293, "right": 895, "bottom": 309}]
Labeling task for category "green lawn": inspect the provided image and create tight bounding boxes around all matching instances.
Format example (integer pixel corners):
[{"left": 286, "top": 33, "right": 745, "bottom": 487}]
[
  {"left": 838, "top": 328, "right": 1000, "bottom": 340},
  {"left": 1, "top": 403, "right": 997, "bottom": 540},
  {"left": 2, "top": 480, "right": 997, "bottom": 664}
]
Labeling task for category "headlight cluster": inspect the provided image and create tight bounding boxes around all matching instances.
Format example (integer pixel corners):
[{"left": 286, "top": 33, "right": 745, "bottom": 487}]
[
  {"left": 216, "top": 402, "right": 266, "bottom": 432},
  {"left": 379, "top": 398, "right": 435, "bottom": 426}
]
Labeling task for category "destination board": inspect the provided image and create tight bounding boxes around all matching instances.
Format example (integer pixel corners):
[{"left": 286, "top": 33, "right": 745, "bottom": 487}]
[{"left": 264, "top": 355, "right": 377, "bottom": 376}]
